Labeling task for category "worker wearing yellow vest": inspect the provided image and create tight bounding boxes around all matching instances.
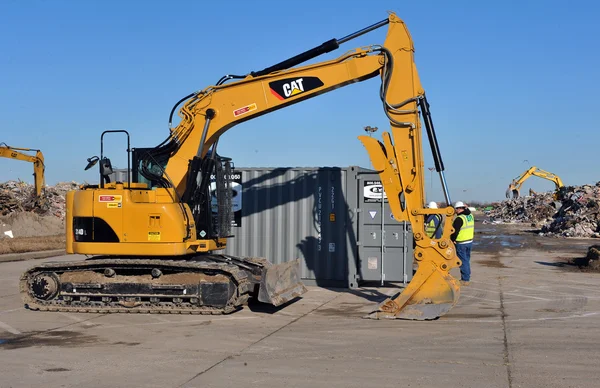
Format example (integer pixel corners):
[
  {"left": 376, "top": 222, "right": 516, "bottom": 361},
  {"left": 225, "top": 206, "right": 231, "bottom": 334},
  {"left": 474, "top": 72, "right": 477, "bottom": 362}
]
[
  {"left": 425, "top": 201, "right": 443, "bottom": 239},
  {"left": 450, "top": 201, "right": 474, "bottom": 286}
]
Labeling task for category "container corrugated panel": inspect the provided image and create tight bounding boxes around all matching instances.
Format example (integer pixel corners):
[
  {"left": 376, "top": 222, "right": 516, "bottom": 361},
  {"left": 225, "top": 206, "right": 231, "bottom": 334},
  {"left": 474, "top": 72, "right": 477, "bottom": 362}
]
[{"left": 223, "top": 167, "right": 350, "bottom": 284}]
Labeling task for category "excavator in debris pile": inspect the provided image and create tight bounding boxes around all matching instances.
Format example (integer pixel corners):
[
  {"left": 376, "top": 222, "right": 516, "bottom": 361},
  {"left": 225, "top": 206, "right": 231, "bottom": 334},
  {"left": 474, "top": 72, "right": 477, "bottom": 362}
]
[
  {"left": 20, "top": 12, "right": 462, "bottom": 320},
  {"left": 0, "top": 143, "right": 46, "bottom": 198},
  {"left": 506, "top": 166, "right": 564, "bottom": 199}
]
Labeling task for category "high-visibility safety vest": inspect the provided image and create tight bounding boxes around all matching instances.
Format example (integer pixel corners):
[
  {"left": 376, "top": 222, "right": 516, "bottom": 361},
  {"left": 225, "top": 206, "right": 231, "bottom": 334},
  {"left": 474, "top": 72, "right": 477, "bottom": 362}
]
[
  {"left": 425, "top": 215, "right": 442, "bottom": 238},
  {"left": 456, "top": 214, "right": 474, "bottom": 243}
]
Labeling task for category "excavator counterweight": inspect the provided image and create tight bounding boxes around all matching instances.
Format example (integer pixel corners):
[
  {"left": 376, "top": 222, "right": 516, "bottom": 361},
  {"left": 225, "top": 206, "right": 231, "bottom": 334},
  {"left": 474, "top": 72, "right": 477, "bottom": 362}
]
[{"left": 20, "top": 11, "right": 461, "bottom": 320}]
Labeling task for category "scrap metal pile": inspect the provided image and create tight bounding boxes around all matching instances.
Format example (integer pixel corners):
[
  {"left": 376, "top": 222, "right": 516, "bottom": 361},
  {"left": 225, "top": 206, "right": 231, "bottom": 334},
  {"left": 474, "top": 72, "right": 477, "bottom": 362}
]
[
  {"left": 487, "top": 182, "right": 600, "bottom": 238},
  {"left": 0, "top": 180, "right": 78, "bottom": 219}
]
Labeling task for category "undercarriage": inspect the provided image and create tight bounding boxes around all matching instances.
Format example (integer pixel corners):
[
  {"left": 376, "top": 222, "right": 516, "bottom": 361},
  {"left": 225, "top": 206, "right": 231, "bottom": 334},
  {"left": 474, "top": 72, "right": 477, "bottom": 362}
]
[{"left": 20, "top": 255, "right": 306, "bottom": 314}]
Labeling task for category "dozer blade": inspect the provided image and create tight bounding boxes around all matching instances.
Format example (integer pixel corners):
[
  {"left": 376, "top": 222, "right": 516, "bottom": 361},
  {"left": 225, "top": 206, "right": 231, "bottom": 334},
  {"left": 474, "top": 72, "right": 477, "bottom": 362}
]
[
  {"left": 257, "top": 258, "right": 308, "bottom": 306},
  {"left": 365, "top": 261, "right": 461, "bottom": 320}
]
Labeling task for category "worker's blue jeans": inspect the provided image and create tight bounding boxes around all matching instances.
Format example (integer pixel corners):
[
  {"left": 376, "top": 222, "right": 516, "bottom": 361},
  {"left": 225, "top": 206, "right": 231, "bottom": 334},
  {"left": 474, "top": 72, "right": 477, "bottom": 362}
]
[{"left": 456, "top": 242, "right": 472, "bottom": 281}]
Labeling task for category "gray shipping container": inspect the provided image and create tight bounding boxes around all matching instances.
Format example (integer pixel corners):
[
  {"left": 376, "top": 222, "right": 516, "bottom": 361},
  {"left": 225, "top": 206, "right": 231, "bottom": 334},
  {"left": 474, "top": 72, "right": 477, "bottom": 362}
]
[
  {"left": 109, "top": 166, "right": 415, "bottom": 288},
  {"left": 222, "top": 166, "right": 414, "bottom": 288}
]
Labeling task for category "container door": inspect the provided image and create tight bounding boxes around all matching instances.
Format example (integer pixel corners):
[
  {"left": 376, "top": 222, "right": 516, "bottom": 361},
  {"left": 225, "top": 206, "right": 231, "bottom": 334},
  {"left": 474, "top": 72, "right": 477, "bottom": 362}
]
[{"left": 357, "top": 174, "right": 413, "bottom": 284}]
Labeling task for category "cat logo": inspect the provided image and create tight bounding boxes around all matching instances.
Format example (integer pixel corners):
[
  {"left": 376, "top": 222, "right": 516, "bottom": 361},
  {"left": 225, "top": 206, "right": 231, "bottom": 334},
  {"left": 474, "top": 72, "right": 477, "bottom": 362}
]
[
  {"left": 269, "top": 76, "right": 324, "bottom": 100},
  {"left": 284, "top": 79, "right": 304, "bottom": 97}
]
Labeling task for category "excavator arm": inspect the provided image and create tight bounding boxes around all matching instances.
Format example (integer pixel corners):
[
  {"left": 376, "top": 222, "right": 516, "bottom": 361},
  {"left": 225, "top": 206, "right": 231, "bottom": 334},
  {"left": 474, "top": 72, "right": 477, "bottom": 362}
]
[
  {"left": 0, "top": 143, "right": 45, "bottom": 197},
  {"left": 137, "top": 12, "right": 461, "bottom": 320},
  {"left": 506, "top": 166, "right": 564, "bottom": 199}
]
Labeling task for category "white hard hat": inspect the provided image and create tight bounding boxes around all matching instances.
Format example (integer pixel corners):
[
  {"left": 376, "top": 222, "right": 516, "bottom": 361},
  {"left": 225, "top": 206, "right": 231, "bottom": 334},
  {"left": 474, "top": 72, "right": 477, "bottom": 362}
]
[
  {"left": 454, "top": 201, "right": 466, "bottom": 208},
  {"left": 427, "top": 201, "right": 438, "bottom": 209}
]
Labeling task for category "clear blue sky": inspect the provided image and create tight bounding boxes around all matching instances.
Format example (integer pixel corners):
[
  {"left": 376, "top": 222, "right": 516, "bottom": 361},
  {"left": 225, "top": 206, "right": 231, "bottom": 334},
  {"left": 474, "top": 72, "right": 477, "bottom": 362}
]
[{"left": 1, "top": 0, "right": 598, "bottom": 203}]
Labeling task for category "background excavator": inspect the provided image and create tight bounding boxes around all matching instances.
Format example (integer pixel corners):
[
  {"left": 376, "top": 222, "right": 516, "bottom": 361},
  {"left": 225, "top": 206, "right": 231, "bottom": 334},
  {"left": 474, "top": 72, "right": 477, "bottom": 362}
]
[
  {"left": 0, "top": 143, "right": 46, "bottom": 198},
  {"left": 20, "top": 12, "right": 462, "bottom": 321},
  {"left": 506, "top": 166, "right": 564, "bottom": 199}
]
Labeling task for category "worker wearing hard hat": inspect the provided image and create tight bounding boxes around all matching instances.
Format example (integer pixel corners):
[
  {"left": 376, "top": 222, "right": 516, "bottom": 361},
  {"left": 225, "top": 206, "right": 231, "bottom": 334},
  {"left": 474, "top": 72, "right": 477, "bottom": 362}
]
[
  {"left": 424, "top": 201, "right": 443, "bottom": 239},
  {"left": 450, "top": 201, "right": 474, "bottom": 286}
]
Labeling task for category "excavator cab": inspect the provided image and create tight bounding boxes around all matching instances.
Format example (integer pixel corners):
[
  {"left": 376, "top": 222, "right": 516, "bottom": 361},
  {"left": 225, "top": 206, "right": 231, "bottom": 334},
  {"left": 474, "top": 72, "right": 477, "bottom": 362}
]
[{"left": 83, "top": 131, "right": 128, "bottom": 186}]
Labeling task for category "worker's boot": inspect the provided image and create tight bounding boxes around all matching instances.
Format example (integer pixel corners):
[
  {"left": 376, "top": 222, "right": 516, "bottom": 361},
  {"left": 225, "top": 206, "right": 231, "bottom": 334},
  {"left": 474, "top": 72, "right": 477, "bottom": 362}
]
[{"left": 460, "top": 280, "right": 470, "bottom": 286}]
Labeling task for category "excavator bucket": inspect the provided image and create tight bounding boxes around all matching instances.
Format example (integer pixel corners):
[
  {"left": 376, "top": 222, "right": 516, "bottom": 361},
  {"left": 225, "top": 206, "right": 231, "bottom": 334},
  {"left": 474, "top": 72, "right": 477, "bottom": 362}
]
[
  {"left": 257, "top": 258, "right": 308, "bottom": 306},
  {"left": 365, "top": 261, "right": 461, "bottom": 320}
]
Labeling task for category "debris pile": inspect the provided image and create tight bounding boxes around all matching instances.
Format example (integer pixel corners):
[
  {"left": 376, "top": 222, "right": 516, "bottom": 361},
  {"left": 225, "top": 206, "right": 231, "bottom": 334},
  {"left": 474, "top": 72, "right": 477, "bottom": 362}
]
[
  {"left": 486, "top": 182, "right": 600, "bottom": 238},
  {"left": 486, "top": 191, "right": 558, "bottom": 225},
  {"left": 0, "top": 180, "right": 79, "bottom": 219},
  {"left": 540, "top": 183, "right": 600, "bottom": 238}
]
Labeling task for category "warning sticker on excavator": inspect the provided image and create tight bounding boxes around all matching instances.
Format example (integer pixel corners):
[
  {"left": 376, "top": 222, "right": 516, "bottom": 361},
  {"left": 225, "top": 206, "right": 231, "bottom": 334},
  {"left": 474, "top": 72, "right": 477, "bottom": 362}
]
[
  {"left": 233, "top": 103, "right": 257, "bottom": 117},
  {"left": 107, "top": 203, "right": 122, "bottom": 208},
  {"left": 99, "top": 195, "right": 122, "bottom": 203},
  {"left": 148, "top": 232, "right": 161, "bottom": 241}
]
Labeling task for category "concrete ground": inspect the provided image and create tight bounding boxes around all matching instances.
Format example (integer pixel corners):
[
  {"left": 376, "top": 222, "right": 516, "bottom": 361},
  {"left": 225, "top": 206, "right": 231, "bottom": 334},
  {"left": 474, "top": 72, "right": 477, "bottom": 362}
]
[{"left": 1, "top": 223, "right": 599, "bottom": 388}]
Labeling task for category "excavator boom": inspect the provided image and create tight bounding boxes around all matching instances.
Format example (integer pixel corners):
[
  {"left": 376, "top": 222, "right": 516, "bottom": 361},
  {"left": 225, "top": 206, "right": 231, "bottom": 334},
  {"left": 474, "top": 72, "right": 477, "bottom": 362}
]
[{"left": 20, "top": 12, "right": 461, "bottom": 320}]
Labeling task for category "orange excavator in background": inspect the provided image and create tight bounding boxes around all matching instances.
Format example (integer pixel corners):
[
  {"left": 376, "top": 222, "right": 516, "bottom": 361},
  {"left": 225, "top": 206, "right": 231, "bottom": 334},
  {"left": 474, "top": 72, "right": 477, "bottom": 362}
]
[
  {"left": 20, "top": 12, "right": 461, "bottom": 321},
  {"left": 0, "top": 143, "right": 46, "bottom": 198}
]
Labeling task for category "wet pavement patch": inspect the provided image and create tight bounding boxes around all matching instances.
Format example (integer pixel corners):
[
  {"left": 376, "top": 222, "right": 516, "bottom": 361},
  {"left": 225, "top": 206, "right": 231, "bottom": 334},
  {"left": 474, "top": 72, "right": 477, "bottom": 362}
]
[
  {"left": 316, "top": 303, "right": 368, "bottom": 317},
  {"left": 536, "top": 308, "right": 574, "bottom": 313},
  {"left": 112, "top": 341, "right": 141, "bottom": 346},
  {"left": 45, "top": 368, "right": 71, "bottom": 372},
  {"left": 443, "top": 313, "right": 499, "bottom": 319},
  {"left": 474, "top": 234, "right": 525, "bottom": 252},
  {"left": 0, "top": 330, "right": 100, "bottom": 350},
  {"left": 477, "top": 256, "right": 509, "bottom": 268}
]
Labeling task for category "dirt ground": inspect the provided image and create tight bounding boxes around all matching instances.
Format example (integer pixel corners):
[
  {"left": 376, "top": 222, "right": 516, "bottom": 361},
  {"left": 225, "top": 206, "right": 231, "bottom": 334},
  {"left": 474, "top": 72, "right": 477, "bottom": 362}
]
[
  {"left": 0, "top": 212, "right": 64, "bottom": 237},
  {"left": 0, "top": 235, "right": 65, "bottom": 254},
  {"left": 0, "top": 212, "right": 65, "bottom": 254}
]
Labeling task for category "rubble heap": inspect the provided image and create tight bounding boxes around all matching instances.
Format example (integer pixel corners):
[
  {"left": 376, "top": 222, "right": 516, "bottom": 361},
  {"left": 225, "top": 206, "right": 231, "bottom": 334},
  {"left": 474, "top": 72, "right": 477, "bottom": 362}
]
[
  {"left": 487, "top": 182, "right": 600, "bottom": 238},
  {"left": 0, "top": 180, "right": 79, "bottom": 220},
  {"left": 541, "top": 183, "right": 600, "bottom": 238},
  {"left": 486, "top": 191, "right": 558, "bottom": 225}
]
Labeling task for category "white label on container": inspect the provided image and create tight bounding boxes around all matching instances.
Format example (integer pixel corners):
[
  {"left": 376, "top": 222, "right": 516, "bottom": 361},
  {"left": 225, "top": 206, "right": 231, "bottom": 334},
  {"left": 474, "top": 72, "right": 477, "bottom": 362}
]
[{"left": 368, "top": 257, "right": 378, "bottom": 269}]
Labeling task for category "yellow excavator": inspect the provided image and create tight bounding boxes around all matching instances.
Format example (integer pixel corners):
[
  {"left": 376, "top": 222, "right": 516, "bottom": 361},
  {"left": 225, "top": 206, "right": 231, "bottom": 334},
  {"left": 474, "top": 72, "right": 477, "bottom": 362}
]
[
  {"left": 506, "top": 166, "right": 564, "bottom": 199},
  {"left": 20, "top": 12, "right": 461, "bottom": 320},
  {"left": 0, "top": 143, "right": 46, "bottom": 198}
]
